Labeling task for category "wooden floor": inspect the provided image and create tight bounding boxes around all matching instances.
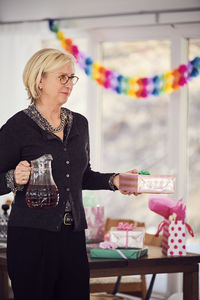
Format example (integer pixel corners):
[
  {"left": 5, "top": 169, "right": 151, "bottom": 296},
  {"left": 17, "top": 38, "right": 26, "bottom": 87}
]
[{"left": 91, "top": 293, "right": 165, "bottom": 300}]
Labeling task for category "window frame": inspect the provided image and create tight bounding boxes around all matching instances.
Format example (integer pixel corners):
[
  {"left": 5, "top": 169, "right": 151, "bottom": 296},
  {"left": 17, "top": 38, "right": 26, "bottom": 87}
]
[{"left": 86, "top": 23, "right": 200, "bottom": 296}]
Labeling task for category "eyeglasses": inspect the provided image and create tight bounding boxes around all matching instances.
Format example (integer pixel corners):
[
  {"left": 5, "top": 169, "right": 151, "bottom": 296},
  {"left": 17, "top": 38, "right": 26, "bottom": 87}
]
[
  {"left": 58, "top": 74, "right": 79, "bottom": 85},
  {"left": 50, "top": 73, "right": 79, "bottom": 85}
]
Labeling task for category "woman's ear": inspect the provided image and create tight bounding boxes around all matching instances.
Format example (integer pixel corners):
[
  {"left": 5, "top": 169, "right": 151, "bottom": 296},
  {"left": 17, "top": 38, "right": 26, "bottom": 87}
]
[{"left": 39, "top": 77, "right": 44, "bottom": 89}]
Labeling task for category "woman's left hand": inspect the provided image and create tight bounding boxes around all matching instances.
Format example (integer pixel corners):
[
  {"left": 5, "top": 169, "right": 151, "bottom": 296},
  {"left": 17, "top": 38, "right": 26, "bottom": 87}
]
[{"left": 113, "top": 169, "right": 140, "bottom": 196}]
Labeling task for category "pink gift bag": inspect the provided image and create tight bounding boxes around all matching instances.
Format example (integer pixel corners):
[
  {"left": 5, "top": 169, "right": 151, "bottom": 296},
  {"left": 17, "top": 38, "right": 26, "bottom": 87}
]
[{"left": 84, "top": 206, "right": 104, "bottom": 243}]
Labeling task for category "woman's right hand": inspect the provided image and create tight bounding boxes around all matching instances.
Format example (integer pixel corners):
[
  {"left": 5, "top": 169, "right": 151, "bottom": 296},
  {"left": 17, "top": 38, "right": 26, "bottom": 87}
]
[{"left": 14, "top": 161, "right": 31, "bottom": 185}]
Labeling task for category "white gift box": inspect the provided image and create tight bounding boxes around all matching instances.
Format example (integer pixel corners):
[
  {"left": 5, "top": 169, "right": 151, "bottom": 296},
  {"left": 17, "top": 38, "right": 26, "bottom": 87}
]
[
  {"left": 162, "top": 220, "right": 186, "bottom": 256},
  {"left": 109, "top": 227, "right": 145, "bottom": 249}
]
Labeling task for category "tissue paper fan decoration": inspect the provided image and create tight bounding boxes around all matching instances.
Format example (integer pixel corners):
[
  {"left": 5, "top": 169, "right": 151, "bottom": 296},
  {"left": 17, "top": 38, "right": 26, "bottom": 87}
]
[{"left": 49, "top": 20, "right": 200, "bottom": 99}]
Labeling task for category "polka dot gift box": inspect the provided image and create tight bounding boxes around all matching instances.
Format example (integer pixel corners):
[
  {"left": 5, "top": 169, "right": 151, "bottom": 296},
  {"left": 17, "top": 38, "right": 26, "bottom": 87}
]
[{"left": 162, "top": 220, "right": 186, "bottom": 256}]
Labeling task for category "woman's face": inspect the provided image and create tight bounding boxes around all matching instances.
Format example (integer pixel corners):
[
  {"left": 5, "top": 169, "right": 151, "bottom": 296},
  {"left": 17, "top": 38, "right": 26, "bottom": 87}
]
[{"left": 40, "top": 62, "right": 75, "bottom": 106}]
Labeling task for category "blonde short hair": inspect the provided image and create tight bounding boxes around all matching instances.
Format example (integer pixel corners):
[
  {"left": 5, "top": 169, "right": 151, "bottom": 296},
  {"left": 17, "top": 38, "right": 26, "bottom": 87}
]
[{"left": 23, "top": 48, "right": 76, "bottom": 103}]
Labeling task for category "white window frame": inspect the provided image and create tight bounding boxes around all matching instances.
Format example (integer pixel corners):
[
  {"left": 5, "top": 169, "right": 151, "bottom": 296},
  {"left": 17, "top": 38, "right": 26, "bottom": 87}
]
[{"left": 87, "top": 22, "right": 200, "bottom": 200}]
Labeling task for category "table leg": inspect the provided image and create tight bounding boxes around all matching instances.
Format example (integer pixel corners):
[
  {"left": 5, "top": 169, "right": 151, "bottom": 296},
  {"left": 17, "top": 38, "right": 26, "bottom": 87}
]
[
  {"left": 183, "top": 267, "right": 199, "bottom": 300},
  {"left": 145, "top": 274, "right": 156, "bottom": 300},
  {"left": 112, "top": 276, "right": 121, "bottom": 294}
]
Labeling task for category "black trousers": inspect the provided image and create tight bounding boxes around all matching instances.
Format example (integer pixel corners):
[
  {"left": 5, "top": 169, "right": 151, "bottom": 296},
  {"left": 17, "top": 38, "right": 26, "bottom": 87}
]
[{"left": 7, "top": 224, "right": 90, "bottom": 300}]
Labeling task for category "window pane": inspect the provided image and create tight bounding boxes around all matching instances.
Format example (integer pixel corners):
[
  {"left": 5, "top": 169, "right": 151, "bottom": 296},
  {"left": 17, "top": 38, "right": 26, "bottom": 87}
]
[
  {"left": 188, "top": 39, "right": 200, "bottom": 244},
  {"left": 101, "top": 40, "right": 171, "bottom": 231}
]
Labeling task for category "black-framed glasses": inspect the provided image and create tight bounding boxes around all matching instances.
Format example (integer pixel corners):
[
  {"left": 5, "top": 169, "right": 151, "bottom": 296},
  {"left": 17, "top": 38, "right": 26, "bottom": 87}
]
[{"left": 57, "top": 74, "right": 79, "bottom": 85}]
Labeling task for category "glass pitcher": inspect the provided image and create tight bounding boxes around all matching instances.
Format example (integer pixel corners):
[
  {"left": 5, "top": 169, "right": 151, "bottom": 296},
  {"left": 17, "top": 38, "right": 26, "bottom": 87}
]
[{"left": 26, "top": 154, "right": 59, "bottom": 208}]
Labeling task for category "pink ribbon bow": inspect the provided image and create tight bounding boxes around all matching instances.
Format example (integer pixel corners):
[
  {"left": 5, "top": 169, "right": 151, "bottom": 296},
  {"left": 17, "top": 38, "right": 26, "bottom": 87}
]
[
  {"left": 99, "top": 241, "right": 128, "bottom": 259},
  {"left": 99, "top": 241, "right": 117, "bottom": 249},
  {"left": 117, "top": 222, "right": 134, "bottom": 231},
  {"left": 117, "top": 222, "right": 134, "bottom": 249}
]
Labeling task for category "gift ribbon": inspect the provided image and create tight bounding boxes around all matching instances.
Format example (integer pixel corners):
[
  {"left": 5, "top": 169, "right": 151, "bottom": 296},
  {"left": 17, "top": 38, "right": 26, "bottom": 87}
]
[
  {"left": 117, "top": 222, "right": 134, "bottom": 230},
  {"left": 139, "top": 170, "right": 150, "bottom": 175},
  {"left": 99, "top": 241, "right": 128, "bottom": 259},
  {"left": 155, "top": 220, "right": 167, "bottom": 237},
  {"left": 99, "top": 241, "right": 117, "bottom": 249},
  {"left": 117, "top": 222, "right": 134, "bottom": 249},
  {"left": 155, "top": 220, "right": 194, "bottom": 237},
  {"left": 185, "top": 223, "right": 194, "bottom": 237}
]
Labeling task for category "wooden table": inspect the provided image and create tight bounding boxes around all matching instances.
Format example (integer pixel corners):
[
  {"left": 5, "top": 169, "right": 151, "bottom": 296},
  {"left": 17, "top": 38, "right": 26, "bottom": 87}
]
[
  {"left": 1, "top": 246, "right": 200, "bottom": 300},
  {"left": 89, "top": 245, "right": 200, "bottom": 300}
]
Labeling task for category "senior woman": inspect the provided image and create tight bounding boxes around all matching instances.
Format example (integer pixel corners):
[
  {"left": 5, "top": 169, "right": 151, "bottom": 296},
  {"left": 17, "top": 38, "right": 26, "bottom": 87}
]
[{"left": 0, "top": 48, "right": 138, "bottom": 300}]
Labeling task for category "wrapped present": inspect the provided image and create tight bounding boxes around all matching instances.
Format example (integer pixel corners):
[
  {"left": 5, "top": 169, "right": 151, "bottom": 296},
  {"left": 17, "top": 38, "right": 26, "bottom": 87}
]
[
  {"left": 90, "top": 241, "right": 148, "bottom": 259},
  {"left": 149, "top": 196, "right": 194, "bottom": 256},
  {"left": 109, "top": 222, "right": 145, "bottom": 249},
  {"left": 119, "top": 173, "right": 175, "bottom": 194},
  {"left": 84, "top": 206, "right": 104, "bottom": 243}
]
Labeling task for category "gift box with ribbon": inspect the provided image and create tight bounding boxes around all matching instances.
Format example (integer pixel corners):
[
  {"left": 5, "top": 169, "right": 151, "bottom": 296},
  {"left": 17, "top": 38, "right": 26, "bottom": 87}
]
[
  {"left": 109, "top": 222, "right": 145, "bottom": 249},
  {"left": 119, "top": 172, "right": 175, "bottom": 194},
  {"left": 149, "top": 196, "right": 194, "bottom": 256},
  {"left": 90, "top": 241, "right": 148, "bottom": 259}
]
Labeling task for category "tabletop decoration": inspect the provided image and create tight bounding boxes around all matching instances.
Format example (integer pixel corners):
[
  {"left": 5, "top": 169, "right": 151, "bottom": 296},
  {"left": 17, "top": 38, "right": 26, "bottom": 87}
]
[
  {"left": 149, "top": 196, "right": 194, "bottom": 256},
  {"left": 49, "top": 20, "right": 200, "bottom": 100}
]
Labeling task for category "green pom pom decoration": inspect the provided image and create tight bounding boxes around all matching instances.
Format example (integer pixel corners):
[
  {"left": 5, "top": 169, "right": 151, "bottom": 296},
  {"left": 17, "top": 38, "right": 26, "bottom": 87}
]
[{"left": 52, "top": 23, "right": 59, "bottom": 33}]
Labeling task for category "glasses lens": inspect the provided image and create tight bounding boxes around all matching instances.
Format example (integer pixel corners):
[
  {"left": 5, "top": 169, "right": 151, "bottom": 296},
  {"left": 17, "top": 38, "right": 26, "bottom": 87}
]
[
  {"left": 59, "top": 75, "right": 68, "bottom": 85},
  {"left": 71, "top": 76, "right": 79, "bottom": 85}
]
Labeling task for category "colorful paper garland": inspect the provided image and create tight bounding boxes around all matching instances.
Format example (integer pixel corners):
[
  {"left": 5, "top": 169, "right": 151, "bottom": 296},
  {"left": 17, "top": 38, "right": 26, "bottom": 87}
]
[{"left": 49, "top": 21, "right": 200, "bottom": 99}]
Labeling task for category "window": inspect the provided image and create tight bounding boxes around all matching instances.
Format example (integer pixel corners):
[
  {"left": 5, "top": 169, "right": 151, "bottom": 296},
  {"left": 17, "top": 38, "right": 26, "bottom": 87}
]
[
  {"left": 100, "top": 40, "right": 171, "bottom": 230},
  {"left": 187, "top": 38, "right": 200, "bottom": 244}
]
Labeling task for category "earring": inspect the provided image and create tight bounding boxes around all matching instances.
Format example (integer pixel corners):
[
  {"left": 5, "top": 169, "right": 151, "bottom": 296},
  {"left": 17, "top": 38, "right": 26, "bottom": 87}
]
[{"left": 39, "top": 86, "right": 42, "bottom": 90}]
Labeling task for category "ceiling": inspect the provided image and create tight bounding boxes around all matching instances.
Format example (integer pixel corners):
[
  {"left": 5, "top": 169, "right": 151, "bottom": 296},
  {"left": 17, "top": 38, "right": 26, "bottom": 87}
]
[{"left": 1, "top": 0, "right": 200, "bottom": 24}]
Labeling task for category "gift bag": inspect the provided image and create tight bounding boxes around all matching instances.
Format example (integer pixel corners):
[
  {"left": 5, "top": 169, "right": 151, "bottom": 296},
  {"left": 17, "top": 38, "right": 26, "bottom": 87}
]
[
  {"left": 84, "top": 206, "right": 104, "bottom": 243},
  {"left": 149, "top": 196, "right": 194, "bottom": 256},
  {"left": 161, "top": 219, "right": 194, "bottom": 256},
  {"left": 83, "top": 191, "right": 104, "bottom": 243},
  {"left": 162, "top": 220, "right": 186, "bottom": 256}
]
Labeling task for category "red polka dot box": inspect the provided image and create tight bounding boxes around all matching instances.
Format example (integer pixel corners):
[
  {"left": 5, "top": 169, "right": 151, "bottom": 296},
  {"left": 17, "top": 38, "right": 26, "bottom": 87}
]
[{"left": 162, "top": 220, "right": 194, "bottom": 256}]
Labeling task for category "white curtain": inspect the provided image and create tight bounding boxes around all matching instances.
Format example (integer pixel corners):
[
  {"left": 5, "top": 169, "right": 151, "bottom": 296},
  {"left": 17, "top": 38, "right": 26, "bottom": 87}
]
[
  {"left": 0, "top": 21, "right": 52, "bottom": 206},
  {"left": 0, "top": 21, "right": 52, "bottom": 125}
]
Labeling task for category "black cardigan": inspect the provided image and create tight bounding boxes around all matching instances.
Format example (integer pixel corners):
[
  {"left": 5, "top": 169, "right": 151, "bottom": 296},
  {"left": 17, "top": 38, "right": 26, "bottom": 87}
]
[{"left": 0, "top": 110, "right": 114, "bottom": 232}]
